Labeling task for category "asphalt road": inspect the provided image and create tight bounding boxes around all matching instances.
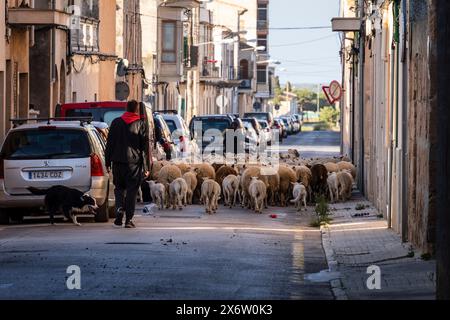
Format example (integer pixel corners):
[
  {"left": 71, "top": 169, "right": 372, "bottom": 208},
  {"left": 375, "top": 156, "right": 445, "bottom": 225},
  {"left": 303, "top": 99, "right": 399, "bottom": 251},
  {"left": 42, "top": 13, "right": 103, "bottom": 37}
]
[
  {"left": 273, "top": 130, "right": 341, "bottom": 159},
  {"left": 0, "top": 131, "right": 340, "bottom": 300}
]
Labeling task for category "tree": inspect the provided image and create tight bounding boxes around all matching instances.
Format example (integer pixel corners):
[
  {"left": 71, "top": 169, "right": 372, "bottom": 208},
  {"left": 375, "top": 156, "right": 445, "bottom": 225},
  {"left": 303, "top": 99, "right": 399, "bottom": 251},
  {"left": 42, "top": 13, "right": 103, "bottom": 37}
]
[{"left": 285, "top": 81, "right": 292, "bottom": 93}]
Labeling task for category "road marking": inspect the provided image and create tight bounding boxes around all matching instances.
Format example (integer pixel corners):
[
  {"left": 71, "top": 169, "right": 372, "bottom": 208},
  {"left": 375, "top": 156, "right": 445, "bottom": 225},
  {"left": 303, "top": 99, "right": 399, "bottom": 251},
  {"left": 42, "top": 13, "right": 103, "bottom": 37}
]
[{"left": 136, "top": 226, "right": 318, "bottom": 233}]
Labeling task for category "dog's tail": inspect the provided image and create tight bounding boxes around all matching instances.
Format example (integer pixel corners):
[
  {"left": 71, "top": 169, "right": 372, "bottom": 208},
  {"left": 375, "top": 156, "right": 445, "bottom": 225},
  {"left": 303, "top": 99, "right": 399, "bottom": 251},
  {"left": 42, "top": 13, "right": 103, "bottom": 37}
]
[{"left": 27, "top": 187, "right": 49, "bottom": 196}]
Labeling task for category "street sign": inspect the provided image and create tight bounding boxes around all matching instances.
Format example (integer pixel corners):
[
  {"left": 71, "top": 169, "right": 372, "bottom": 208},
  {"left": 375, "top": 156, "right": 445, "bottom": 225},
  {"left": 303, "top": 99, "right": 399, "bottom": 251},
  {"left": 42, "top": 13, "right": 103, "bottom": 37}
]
[
  {"left": 329, "top": 80, "right": 343, "bottom": 101},
  {"left": 323, "top": 80, "right": 343, "bottom": 105}
]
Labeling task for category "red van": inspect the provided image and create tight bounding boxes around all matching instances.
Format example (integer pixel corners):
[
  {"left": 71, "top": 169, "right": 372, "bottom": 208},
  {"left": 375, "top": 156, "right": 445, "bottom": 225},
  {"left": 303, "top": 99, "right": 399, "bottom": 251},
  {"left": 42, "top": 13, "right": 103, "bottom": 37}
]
[{"left": 55, "top": 101, "right": 159, "bottom": 159}]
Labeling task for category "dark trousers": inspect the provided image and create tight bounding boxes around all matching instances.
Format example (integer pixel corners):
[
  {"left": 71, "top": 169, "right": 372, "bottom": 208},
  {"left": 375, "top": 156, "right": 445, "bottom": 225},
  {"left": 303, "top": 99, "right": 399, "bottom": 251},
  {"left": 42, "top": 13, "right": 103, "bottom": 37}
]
[{"left": 112, "top": 162, "right": 143, "bottom": 224}]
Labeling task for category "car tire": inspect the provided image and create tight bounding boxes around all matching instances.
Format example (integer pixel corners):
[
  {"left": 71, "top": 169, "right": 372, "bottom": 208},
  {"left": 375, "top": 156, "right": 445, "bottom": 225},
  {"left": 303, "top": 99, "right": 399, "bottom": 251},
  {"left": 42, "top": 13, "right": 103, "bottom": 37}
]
[
  {"left": 0, "top": 209, "right": 10, "bottom": 225},
  {"left": 95, "top": 195, "right": 110, "bottom": 223}
]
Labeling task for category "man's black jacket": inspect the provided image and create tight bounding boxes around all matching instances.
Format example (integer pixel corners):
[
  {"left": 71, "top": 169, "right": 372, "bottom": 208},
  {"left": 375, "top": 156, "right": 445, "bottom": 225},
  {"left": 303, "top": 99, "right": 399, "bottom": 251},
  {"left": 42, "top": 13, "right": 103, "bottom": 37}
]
[{"left": 105, "top": 117, "right": 150, "bottom": 172}]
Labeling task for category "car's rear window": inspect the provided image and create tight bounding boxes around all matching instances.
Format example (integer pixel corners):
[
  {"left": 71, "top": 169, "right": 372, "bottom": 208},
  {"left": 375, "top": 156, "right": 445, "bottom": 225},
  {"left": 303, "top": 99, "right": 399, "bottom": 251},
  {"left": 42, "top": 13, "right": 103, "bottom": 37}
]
[
  {"left": 259, "top": 121, "right": 268, "bottom": 129},
  {"left": 66, "top": 108, "right": 125, "bottom": 126},
  {"left": 192, "top": 118, "right": 231, "bottom": 133},
  {"left": 1, "top": 129, "right": 91, "bottom": 160},
  {"left": 244, "top": 113, "right": 267, "bottom": 121}
]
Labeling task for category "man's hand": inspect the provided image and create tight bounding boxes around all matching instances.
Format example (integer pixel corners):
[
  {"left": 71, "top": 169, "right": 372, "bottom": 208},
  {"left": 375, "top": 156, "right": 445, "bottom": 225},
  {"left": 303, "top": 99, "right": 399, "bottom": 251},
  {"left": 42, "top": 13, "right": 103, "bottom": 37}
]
[{"left": 144, "top": 171, "right": 150, "bottom": 178}]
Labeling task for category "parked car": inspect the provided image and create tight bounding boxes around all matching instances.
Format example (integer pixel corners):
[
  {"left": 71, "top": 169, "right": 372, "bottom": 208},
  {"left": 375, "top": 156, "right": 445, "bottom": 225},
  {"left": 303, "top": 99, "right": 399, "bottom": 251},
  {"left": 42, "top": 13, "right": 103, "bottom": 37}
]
[
  {"left": 243, "top": 112, "right": 274, "bottom": 127},
  {"left": 153, "top": 114, "right": 176, "bottom": 160},
  {"left": 241, "top": 118, "right": 262, "bottom": 145},
  {"left": 189, "top": 115, "right": 243, "bottom": 153},
  {"left": 280, "top": 117, "right": 294, "bottom": 135},
  {"left": 258, "top": 120, "right": 273, "bottom": 146},
  {"left": 55, "top": 101, "right": 160, "bottom": 162},
  {"left": 0, "top": 120, "right": 114, "bottom": 224},
  {"left": 160, "top": 113, "right": 199, "bottom": 158},
  {"left": 243, "top": 121, "right": 259, "bottom": 154},
  {"left": 290, "top": 115, "right": 301, "bottom": 133},
  {"left": 272, "top": 118, "right": 286, "bottom": 141},
  {"left": 292, "top": 114, "right": 303, "bottom": 131}
]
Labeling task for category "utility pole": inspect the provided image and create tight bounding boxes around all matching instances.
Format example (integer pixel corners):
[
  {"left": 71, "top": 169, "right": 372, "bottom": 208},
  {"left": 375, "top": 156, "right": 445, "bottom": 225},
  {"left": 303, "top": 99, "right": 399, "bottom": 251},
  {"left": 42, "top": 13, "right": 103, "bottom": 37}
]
[
  {"left": 435, "top": 0, "right": 450, "bottom": 300},
  {"left": 317, "top": 83, "right": 320, "bottom": 114}
]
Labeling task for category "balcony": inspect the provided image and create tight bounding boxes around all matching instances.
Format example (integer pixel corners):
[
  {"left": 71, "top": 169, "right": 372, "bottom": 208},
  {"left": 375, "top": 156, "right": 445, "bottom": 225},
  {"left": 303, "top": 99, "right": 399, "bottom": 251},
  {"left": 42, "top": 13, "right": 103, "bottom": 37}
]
[{"left": 7, "top": 8, "right": 71, "bottom": 27}]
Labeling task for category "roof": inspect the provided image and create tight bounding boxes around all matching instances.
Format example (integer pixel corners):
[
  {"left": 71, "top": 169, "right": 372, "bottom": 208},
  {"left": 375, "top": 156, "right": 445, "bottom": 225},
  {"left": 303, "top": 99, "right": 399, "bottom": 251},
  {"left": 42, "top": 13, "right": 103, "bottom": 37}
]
[{"left": 10, "top": 121, "right": 94, "bottom": 131}]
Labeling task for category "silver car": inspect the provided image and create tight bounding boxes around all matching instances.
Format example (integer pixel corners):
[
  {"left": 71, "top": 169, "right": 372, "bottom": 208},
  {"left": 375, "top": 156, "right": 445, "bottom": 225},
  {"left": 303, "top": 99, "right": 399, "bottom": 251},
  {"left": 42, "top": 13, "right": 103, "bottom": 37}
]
[{"left": 0, "top": 120, "right": 114, "bottom": 224}]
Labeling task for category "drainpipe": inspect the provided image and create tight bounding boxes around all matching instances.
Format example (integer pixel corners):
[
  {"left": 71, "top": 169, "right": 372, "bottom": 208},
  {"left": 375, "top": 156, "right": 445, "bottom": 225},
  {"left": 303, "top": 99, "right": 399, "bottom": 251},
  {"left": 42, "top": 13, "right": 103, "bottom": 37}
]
[
  {"left": 358, "top": 0, "right": 366, "bottom": 194},
  {"left": 387, "top": 43, "right": 396, "bottom": 229}
]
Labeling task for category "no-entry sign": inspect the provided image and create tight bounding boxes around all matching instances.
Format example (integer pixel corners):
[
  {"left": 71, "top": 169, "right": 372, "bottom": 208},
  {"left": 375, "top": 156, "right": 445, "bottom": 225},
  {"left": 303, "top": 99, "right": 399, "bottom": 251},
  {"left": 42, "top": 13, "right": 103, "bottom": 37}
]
[{"left": 323, "top": 80, "right": 343, "bottom": 105}]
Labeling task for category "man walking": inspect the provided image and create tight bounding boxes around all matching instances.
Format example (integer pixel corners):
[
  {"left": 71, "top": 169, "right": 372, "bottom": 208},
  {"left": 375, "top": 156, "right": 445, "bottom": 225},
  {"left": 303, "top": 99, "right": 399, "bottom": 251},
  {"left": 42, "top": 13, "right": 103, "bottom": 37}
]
[{"left": 105, "top": 100, "right": 149, "bottom": 228}]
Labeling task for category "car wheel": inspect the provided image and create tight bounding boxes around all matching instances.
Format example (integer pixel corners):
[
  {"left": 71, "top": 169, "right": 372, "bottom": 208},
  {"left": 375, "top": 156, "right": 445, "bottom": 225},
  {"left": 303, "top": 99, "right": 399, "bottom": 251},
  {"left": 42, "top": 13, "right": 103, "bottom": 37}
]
[
  {"left": 0, "top": 209, "right": 10, "bottom": 225},
  {"left": 95, "top": 195, "right": 110, "bottom": 223},
  {"left": 10, "top": 212, "right": 24, "bottom": 224}
]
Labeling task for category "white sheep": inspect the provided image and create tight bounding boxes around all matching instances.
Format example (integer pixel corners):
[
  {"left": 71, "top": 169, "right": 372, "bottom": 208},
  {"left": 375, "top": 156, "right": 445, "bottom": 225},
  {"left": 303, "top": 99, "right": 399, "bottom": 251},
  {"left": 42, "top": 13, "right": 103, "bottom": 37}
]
[
  {"left": 147, "top": 181, "right": 166, "bottom": 210},
  {"left": 169, "top": 178, "right": 188, "bottom": 210},
  {"left": 222, "top": 174, "right": 241, "bottom": 208},
  {"left": 201, "top": 179, "right": 221, "bottom": 214},
  {"left": 290, "top": 182, "right": 307, "bottom": 212},
  {"left": 248, "top": 177, "right": 267, "bottom": 214}
]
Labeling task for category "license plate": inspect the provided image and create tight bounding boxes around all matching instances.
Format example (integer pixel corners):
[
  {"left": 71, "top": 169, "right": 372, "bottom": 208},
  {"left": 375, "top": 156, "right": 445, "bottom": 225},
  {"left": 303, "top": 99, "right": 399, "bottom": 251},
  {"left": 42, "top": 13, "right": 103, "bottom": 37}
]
[{"left": 29, "top": 171, "right": 64, "bottom": 180}]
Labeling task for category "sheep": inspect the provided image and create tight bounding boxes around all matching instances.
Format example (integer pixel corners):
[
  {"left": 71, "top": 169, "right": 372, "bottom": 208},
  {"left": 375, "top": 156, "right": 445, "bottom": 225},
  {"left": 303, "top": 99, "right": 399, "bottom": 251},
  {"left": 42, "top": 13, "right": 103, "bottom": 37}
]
[
  {"left": 149, "top": 161, "right": 165, "bottom": 180},
  {"left": 310, "top": 164, "right": 329, "bottom": 200},
  {"left": 264, "top": 171, "right": 280, "bottom": 206},
  {"left": 293, "top": 166, "right": 312, "bottom": 201},
  {"left": 147, "top": 181, "right": 166, "bottom": 210},
  {"left": 327, "top": 172, "right": 339, "bottom": 203},
  {"left": 240, "top": 166, "right": 262, "bottom": 209},
  {"left": 169, "top": 178, "right": 188, "bottom": 210},
  {"left": 337, "top": 170, "right": 354, "bottom": 201},
  {"left": 324, "top": 162, "right": 339, "bottom": 174},
  {"left": 156, "top": 164, "right": 182, "bottom": 208},
  {"left": 212, "top": 163, "right": 225, "bottom": 172},
  {"left": 290, "top": 182, "right": 307, "bottom": 212},
  {"left": 192, "top": 163, "right": 216, "bottom": 204},
  {"left": 248, "top": 177, "right": 267, "bottom": 214},
  {"left": 182, "top": 171, "right": 198, "bottom": 205},
  {"left": 278, "top": 165, "right": 297, "bottom": 207},
  {"left": 215, "top": 165, "right": 238, "bottom": 191},
  {"left": 222, "top": 174, "right": 241, "bottom": 208},
  {"left": 337, "top": 161, "right": 357, "bottom": 180},
  {"left": 201, "top": 178, "right": 221, "bottom": 214},
  {"left": 175, "top": 162, "right": 192, "bottom": 175}
]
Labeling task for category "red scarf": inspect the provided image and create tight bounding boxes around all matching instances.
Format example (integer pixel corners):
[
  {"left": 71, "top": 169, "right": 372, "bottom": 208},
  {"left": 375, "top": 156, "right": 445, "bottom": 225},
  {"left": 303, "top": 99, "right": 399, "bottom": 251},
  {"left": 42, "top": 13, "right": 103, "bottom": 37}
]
[{"left": 121, "top": 112, "right": 141, "bottom": 125}]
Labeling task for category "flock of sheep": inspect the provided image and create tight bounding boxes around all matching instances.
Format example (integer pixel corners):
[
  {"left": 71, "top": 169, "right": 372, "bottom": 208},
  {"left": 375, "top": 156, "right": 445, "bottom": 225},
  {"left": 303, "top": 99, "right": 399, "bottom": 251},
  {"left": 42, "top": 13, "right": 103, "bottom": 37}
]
[{"left": 146, "top": 150, "right": 357, "bottom": 215}]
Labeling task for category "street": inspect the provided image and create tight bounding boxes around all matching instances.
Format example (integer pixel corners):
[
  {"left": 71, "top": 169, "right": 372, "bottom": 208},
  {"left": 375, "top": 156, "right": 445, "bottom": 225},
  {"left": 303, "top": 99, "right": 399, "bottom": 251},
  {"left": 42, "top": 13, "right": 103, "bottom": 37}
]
[{"left": 0, "top": 131, "right": 336, "bottom": 300}]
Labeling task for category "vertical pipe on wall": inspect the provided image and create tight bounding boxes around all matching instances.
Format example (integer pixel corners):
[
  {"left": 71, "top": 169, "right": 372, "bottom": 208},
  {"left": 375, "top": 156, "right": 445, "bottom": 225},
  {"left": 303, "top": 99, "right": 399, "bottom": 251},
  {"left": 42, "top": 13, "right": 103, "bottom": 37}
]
[{"left": 358, "top": 0, "right": 366, "bottom": 194}]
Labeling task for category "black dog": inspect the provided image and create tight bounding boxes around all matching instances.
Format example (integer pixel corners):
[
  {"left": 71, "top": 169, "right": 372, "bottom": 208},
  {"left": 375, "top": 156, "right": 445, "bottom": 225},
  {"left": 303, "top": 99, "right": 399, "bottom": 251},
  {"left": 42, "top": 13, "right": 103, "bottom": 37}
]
[{"left": 28, "top": 186, "right": 98, "bottom": 226}]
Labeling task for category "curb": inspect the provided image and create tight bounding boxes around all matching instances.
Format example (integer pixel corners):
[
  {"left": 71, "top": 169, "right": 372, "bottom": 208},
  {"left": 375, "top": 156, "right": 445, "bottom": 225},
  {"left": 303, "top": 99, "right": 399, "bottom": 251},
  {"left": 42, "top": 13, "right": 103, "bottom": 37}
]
[{"left": 320, "top": 225, "right": 348, "bottom": 300}]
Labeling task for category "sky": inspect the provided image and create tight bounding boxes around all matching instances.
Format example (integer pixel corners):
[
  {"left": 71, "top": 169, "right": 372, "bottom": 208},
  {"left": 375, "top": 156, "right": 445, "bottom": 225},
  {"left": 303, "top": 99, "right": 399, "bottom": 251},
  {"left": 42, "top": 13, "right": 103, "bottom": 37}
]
[{"left": 269, "top": 0, "right": 341, "bottom": 86}]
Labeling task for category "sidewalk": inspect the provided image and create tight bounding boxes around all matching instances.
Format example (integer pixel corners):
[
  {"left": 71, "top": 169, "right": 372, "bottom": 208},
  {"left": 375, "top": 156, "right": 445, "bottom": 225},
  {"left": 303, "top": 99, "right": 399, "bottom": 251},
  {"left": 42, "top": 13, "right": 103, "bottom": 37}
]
[{"left": 321, "top": 193, "right": 436, "bottom": 300}]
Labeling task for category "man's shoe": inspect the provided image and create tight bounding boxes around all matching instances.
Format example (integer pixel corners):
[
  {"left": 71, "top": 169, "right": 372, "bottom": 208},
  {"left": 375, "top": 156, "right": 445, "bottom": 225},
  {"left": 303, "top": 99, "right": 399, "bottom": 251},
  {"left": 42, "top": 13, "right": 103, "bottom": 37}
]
[
  {"left": 113, "top": 221, "right": 123, "bottom": 228},
  {"left": 124, "top": 221, "right": 136, "bottom": 229}
]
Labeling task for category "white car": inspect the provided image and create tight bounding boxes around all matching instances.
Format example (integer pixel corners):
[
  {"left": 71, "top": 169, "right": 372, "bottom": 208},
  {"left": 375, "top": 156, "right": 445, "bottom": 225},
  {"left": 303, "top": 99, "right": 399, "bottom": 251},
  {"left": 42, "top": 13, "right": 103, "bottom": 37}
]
[
  {"left": 0, "top": 120, "right": 114, "bottom": 224},
  {"left": 243, "top": 122, "right": 259, "bottom": 154},
  {"left": 257, "top": 120, "right": 273, "bottom": 147},
  {"left": 161, "top": 113, "right": 199, "bottom": 158}
]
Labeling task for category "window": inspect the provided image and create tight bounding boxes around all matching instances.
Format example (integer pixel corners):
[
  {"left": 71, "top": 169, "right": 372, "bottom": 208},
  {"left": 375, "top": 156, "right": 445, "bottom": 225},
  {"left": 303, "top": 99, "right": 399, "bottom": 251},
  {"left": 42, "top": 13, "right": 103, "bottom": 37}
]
[
  {"left": 258, "top": 4, "right": 268, "bottom": 21},
  {"left": 257, "top": 35, "right": 267, "bottom": 52},
  {"left": 257, "top": 65, "right": 267, "bottom": 84},
  {"left": 162, "top": 21, "right": 177, "bottom": 63},
  {"left": 240, "top": 60, "right": 249, "bottom": 79}
]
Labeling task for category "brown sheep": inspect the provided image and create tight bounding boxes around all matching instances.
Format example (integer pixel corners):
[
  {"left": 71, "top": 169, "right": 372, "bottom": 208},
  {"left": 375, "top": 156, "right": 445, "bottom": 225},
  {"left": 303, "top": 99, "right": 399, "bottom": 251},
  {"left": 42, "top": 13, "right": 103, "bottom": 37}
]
[
  {"left": 293, "top": 165, "right": 312, "bottom": 201},
  {"left": 212, "top": 163, "right": 225, "bottom": 173},
  {"left": 175, "top": 162, "right": 192, "bottom": 175},
  {"left": 156, "top": 164, "right": 182, "bottom": 208},
  {"left": 310, "top": 164, "right": 328, "bottom": 200},
  {"left": 278, "top": 165, "right": 297, "bottom": 207},
  {"left": 182, "top": 171, "right": 198, "bottom": 205},
  {"left": 215, "top": 165, "right": 238, "bottom": 190},
  {"left": 240, "top": 166, "right": 262, "bottom": 209},
  {"left": 192, "top": 163, "right": 216, "bottom": 204},
  {"left": 337, "top": 161, "right": 357, "bottom": 180},
  {"left": 324, "top": 162, "right": 339, "bottom": 174},
  {"left": 149, "top": 161, "right": 165, "bottom": 180},
  {"left": 260, "top": 166, "right": 280, "bottom": 207}
]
